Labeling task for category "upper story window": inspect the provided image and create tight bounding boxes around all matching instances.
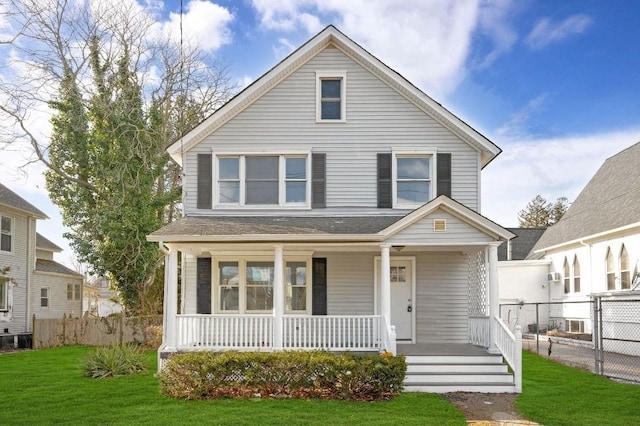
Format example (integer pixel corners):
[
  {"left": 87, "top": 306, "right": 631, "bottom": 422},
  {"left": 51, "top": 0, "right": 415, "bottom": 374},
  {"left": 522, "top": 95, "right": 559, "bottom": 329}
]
[
  {"left": 606, "top": 247, "right": 615, "bottom": 290},
  {"left": 316, "top": 71, "right": 346, "bottom": 122},
  {"left": 620, "top": 245, "right": 630, "bottom": 290},
  {"left": 563, "top": 258, "right": 570, "bottom": 293},
  {"left": 393, "top": 154, "right": 432, "bottom": 207},
  {"left": 40, "top": 287, "right": 49, "bottom": 308},
  {"left": 573, "top": 256, "right": 581, "bottom": 293},
  {"left": 1, "top": 215, "right": 12, "bottom": 253},
  {"left": 216, "top": 154, "right": 309, "bottom": 207}
]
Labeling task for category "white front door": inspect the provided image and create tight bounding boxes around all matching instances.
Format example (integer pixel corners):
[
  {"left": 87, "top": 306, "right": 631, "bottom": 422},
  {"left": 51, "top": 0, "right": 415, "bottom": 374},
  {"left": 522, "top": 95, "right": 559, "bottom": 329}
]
[{"left": 389, "top": 259, "right": 414, "bottom": 341}]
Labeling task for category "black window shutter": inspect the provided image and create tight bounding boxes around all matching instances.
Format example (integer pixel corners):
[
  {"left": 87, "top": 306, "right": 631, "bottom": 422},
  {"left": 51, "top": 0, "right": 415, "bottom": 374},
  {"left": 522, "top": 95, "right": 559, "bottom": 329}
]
[
  {"left": 437, "top": 153, "right": 452, "bottom": 198},
  {"left": 312, "top": 258, "right": 327, "bottom": 315},
  {"left": 377, "top": 153, "right": 392, "bottom": 208},
  {"left": 196, "top": 258, "right": 212, "bottom": 314},
  {"left": 312, "top": 153, "right": 326, "bottom": 208},
  {"left": 197, "top": 154, "right": 212, "bottom": 209}
]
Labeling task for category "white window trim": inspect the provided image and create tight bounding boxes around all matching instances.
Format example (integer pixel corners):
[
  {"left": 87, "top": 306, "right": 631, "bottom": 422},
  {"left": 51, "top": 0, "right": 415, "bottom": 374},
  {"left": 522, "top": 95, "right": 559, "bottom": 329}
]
[
  {"left": 40, "top": 287, "right": 50, "bottom": 308},
  {"left": 0, "top": 278, "right": 8, "bottom": 311},
  {"left": 213, "top": 255, "right": 312, "bottom": 314},
  {"left": 316, "top": 71, "right": 347, "bottom": 123},
  {"left": 0, "top": 214, "right": 13, "bottom": 254},
  {"left": 392, "top": 151, "right": 435, "bottom": 209},
  {"left": 213, "top": 153, "right": 311, "bottom": 209}
]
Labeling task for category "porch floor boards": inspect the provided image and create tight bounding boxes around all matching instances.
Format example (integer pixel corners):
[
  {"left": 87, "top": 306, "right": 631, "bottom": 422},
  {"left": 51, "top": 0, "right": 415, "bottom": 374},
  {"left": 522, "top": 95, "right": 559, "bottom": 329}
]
[{"left": 397, "top": 343, "right": 489, "bottom": 356}]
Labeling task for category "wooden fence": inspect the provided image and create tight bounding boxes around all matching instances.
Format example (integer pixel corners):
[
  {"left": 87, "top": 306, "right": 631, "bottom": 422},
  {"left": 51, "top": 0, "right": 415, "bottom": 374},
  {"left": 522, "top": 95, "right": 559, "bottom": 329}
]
[{"left": 32, "top": 314, "right": 162, "bottom": 349}]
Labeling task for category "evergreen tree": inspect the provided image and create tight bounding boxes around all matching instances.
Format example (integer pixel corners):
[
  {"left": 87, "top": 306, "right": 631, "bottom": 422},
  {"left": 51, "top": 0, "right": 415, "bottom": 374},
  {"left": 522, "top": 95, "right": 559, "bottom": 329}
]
[{"left": 517, "top": 195, "right": 569, "bottom": 227}]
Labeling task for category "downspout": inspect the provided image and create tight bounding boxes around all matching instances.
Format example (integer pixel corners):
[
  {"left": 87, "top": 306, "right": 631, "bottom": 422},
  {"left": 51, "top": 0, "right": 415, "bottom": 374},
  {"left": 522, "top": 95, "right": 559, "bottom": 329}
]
[{"left": 580, "top": 239, "right": 593, "bottom": 333}]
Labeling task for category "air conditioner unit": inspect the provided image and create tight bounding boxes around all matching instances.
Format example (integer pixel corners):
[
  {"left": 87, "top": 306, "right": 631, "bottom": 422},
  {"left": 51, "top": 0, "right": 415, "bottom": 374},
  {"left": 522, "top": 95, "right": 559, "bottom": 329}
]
[{"left": 547, "top": 272, "right": 561, "bottom": 282}]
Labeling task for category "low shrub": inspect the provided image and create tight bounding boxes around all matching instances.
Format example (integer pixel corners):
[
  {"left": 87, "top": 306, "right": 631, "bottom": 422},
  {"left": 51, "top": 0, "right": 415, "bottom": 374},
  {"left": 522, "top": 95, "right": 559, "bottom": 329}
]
[
  {"left": 143, "top": 325, "right": 163, "bottom": 349},
  {"left": 85, "top": 344, "right": 146, "bottom": 379},
  {"left": 158, "top": 351, "right": 406, "bottom": 401}
]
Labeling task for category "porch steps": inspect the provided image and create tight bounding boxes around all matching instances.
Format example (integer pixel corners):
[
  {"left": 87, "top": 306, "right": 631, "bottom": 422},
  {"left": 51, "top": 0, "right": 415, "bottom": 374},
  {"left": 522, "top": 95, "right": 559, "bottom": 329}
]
[{"left": 403, "top": 354, "right": 517, "bottom": 393}]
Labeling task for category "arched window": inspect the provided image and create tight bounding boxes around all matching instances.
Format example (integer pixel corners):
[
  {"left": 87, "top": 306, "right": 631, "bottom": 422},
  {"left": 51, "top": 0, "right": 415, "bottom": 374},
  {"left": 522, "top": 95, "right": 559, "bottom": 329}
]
[
  {"left": 573, "top": 256, "right": 581, "bottom": 293},
  {"left": 606, "top": 248, "right": 615, "bottom": 291},
  {"left": 620, "top": 245, "right": 630, "bottom": 290},
  {"left": 564, "top": 258, "right": 570, "bottom": 293}
]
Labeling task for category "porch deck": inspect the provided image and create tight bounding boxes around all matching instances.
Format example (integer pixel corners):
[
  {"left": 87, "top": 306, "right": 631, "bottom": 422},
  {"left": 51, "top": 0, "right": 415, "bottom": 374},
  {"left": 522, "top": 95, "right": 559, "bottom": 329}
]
[{"left": 397, "top": 343, "right": 490, "bottom": 356}]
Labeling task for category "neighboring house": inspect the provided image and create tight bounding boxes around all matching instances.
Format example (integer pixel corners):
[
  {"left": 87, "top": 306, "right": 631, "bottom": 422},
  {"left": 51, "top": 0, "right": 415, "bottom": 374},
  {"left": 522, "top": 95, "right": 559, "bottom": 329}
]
[
  {"left": 527, "top": 141, "right": 640, "bottom": 334},
  {"left": 148, "top": 26, "right": 520, "bottom": 392},
  {"left": 498, "top": 228, "right": 546, "bottom": 261},
  {"left": 83, "top": 276, "right": 123, "bottom": 317},
  {"left": 0, "top": 182, "right": 82, "bottom": 347}
]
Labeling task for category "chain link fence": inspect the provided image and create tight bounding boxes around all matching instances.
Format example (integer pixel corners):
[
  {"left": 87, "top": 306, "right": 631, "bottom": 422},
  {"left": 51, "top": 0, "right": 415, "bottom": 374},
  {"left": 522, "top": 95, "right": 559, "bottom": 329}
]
[{"left": 500, "top": 300, "right": 640, "bottom": 383}]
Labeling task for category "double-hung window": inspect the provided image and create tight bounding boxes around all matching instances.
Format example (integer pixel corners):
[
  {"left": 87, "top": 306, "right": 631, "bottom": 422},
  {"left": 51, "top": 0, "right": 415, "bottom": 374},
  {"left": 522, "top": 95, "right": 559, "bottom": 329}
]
[
  {"left": 1, "top": 215, "right": 12, "bottom": 253},
  {"left": 216, "top": 154, "right": 309, "bottom": 207},
  {"left": 216, "top": 257, "right": 310, "bottom": 314},
  {"left": 316, "top": 72, "right": 346, "bottom": 122},
  {"left": 40, "top": 287, "right": 49, "bottom": 308},
  {"left": 394, "top": 154, "right": 432, "bottom": 206},
  {"left": 67, "top": 283, "right": 82, "bottom": 301}
]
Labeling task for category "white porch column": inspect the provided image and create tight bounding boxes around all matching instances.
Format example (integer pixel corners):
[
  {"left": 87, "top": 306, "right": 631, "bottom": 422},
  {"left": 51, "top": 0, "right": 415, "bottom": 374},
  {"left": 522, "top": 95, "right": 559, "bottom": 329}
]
[
  {"left": 273, "top": 245, "right": 284, "bottom": 350},
  {"left": 164, "top": 247, "right": 179, "bottom": 350},
  {"left": 488, "top": 243, "right": 500, "bottom": 353},
  {"left": 380, "top": 244, "right": 391, "bottom": 324}
]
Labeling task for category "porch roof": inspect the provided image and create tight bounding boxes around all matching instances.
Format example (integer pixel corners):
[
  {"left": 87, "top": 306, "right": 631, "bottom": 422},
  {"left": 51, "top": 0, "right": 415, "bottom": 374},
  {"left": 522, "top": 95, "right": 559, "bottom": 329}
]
[{"left": 147, "top": 215, "right": 403, "bottom": 242}]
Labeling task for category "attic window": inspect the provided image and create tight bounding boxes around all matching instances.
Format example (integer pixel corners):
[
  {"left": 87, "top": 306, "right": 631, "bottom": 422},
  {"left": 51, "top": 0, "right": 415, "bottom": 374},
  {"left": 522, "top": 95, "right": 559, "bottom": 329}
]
[
  {"left": 433, "top": 219, "right": 446, "bottom": 232},
  {"left": 316, "top": 71, "right": 346, "bottom": 122}
]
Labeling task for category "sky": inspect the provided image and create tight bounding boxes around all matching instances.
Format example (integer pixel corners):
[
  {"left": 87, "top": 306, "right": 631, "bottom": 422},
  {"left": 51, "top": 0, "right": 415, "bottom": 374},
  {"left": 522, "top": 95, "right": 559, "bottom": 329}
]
[{"left": 1, "top": 0, "right": 640, "bottom": 265}]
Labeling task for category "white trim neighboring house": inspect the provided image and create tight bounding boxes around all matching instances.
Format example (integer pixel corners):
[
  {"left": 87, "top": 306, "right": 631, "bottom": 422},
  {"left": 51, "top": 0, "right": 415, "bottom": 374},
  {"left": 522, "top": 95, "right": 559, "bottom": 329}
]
[
  {"left": 521, "top": 142, "right": 640, "bottom": 335},
  {"left": 149, "top": 26, "right": 521, "bottom": 393},
  {"left": 0, "top": 183, "right": 82, "bottom": 348}
]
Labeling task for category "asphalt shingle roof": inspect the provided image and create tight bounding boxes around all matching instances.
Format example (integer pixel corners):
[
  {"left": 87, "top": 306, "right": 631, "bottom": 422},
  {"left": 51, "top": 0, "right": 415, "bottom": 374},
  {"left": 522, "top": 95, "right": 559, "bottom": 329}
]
[
  {"left": 35, "top": 259, "right": 83, "bottom": 277},
  {"left": 531, "top": 141, "right": 640, "bottom": 255},
  {"left": 0, "top": 182, "right": 47, "bottom": 218},
  {"left": 149, "top": 215, "right": 405, "bottom": 239},
  {"left": 36, "top": 233, "right": 62, "bottom": 252},
  {"left": 498, "top": 228, "right": 546, "bottom": 261}
]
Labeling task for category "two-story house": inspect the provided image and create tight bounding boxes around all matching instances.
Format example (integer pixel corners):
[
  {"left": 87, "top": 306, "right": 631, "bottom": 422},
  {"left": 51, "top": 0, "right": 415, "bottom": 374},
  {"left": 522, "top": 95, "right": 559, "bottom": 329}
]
[
  {"left": 148, "top": 26, "right": 520, "bottom": 392},
  {"left": 0, "top": 182, "right": 83, "bottom": 348}
]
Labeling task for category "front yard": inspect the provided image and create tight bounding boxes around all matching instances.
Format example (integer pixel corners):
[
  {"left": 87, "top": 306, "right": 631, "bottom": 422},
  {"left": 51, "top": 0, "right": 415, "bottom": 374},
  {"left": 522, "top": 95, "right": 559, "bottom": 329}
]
[{"left": 2, "top": 346, "right": 639, "bottom": 425}]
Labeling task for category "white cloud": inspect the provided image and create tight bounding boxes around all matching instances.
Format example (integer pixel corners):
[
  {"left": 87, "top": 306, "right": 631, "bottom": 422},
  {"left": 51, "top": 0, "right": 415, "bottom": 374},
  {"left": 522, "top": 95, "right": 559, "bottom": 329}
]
[
  {"left": 156, "top": 0, "right": 234, "bottom": 53},
  {"left": 526, "top": 14, "right": 593, "bottom": 50},
  {"left": 482, "top": 128, "right": 640, "bottom": 227},
  {"left": 250, "top": 0, "right": 496, "bottom": 99},
  {"left": 496, "top": 93, "right": 548, "bottom": 139},
  {"left": 273, "top": 37, "right": 296, "bottom": 59},
  {"left": 474, "top": 0, "right": 518, "bottom": 68}
]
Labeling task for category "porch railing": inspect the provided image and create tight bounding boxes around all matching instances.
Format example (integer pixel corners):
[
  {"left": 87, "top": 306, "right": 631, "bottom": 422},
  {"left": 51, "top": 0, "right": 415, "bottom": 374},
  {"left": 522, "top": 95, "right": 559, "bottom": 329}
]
[
  {"left": 176, "top": 315, "right": 273, "bottom": 349},
  {"left": 468, "top": 315, "right": 490, "bottom": 347},
  {"left": 283, "top": 315, "right": 382, "bottom": 351},
  {"left": 494, "top": 315, "right": 522, "bottom": 392}
]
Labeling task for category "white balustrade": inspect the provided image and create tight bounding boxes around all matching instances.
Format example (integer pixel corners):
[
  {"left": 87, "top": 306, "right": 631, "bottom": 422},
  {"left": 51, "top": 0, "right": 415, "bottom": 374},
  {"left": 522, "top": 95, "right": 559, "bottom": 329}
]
[
  {"left": 283, "top": 315, "right": 382, "bottom": 351},
  {"left": 176, "top": 315, "right": 273, "bottom": 349},
  {"left": 468, "top": 315, "right": 490, "bottom": 347},
  {"left": 494, "top": 315, "right": 522, "bottom": 393}
]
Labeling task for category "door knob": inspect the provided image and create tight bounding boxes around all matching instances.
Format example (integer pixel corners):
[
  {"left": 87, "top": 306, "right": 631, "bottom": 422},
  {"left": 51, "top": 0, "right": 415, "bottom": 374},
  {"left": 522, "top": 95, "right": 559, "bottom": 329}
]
[{"left": 407, "top": 305, "right": 412, "bottom": 312}]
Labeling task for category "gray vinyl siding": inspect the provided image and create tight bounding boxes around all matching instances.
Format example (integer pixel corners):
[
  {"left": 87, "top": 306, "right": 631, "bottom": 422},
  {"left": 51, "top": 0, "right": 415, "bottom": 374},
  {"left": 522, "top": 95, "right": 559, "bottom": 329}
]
[
  {"left": 322, "top": 253, "right": 374, "bottom": 315},
  {"left": 31, "top": 272, "right": 83, "bottom": 320},
  {"left": 0, "top": 212, "right": 33, "bottom": 334},
  {"left": 386, "top": 211, "right": 495, "bottom": 244},
  {"left": 414, "top": 252, "right": 469, "bottom": 343},
  {"left": 183, "top": 46, "right": 480, "bottom": 215}
]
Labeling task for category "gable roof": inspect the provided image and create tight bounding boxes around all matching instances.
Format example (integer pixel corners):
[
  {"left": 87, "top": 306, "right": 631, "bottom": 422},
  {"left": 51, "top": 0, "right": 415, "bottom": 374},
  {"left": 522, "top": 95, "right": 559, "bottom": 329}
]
[
  {"left": 0, "top": 182, "right": 48, "bottom": 219},
  {"left": 167, "top": 25, "right": 501, "bottom": 168},
  {"left": 531, "top": 141, "right": 640, "bottom": 254},
  {"left": 498, "top": 228, "right": 546, "bottom": 261},
  {"left": 35, "top": 258, "right": 83, "bottom": 277},
  {"left": 148, "top": 196, "right": 513, "bottom": 243},
  {"left": 36, "top": 233, "right": 62, "bottom": 253}
]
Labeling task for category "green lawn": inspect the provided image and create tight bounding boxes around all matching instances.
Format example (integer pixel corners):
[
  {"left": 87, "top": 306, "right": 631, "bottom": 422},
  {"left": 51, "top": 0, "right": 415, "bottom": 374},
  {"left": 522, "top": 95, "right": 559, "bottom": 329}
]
[
  {"left": 4, "top": 347, "right": 640, "bottom": 426},
  {"left": 1, "top": 346, "right": 463, "bottom": 426},
  {"left": 517, "top": 351, "right": 640, "bottom": 426}
]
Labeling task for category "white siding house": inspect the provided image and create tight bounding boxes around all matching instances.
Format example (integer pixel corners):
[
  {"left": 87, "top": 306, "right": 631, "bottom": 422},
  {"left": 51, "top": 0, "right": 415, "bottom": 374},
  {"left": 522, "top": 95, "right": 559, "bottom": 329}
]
[
  {"left": 0, "top": 183, "right": 82, "bottom": 347},
  {"left": 527, "top": 141, "right": 640, "bottom": 335},
  {"left": 149, "top": 26, "right": 521, "bottom": 392}
]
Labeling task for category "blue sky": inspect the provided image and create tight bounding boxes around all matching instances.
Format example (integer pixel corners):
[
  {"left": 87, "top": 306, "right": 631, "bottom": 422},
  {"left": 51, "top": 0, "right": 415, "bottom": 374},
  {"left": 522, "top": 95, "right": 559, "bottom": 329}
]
[{"left": 2, "top": 0, "right": 640, "bottom": 264}]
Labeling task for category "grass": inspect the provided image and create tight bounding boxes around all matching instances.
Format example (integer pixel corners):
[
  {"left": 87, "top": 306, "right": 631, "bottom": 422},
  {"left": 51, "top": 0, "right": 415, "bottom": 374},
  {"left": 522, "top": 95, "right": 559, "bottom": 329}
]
[
  {"left": 517, "top": 350, "right": 640, "bottom": 426},
  {"left": 1, "top": 346, "right": 464, "bottom": 426}
]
